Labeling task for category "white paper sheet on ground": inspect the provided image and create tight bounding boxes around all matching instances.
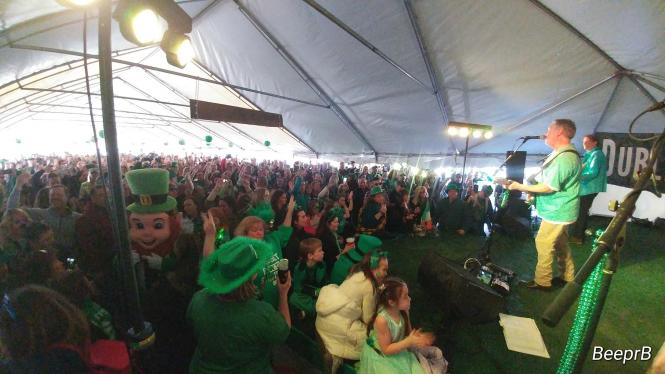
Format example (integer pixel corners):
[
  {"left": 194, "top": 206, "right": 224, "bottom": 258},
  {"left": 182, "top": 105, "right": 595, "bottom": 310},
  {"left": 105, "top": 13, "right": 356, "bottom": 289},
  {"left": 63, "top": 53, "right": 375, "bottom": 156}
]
[{"left": 499, "top": 313, "right": 550, "bottom": 358}]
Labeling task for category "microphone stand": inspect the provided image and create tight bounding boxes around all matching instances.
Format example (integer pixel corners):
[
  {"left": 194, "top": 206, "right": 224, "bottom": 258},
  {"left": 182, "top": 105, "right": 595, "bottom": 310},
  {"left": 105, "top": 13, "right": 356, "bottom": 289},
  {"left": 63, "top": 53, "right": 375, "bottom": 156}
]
[
  {"left": 542, "top": 126, "right": 665, "bottom": 373},
  {"left": 467, "top": 138, "right": 533, "bottom": 277}
]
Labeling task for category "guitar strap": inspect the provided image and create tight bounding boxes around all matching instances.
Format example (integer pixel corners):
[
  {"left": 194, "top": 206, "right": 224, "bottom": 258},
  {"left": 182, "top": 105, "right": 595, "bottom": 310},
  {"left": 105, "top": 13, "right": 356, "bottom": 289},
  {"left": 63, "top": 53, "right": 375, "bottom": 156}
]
[{"left": 527, "top": 149, "right": 580, "bottom": 185}]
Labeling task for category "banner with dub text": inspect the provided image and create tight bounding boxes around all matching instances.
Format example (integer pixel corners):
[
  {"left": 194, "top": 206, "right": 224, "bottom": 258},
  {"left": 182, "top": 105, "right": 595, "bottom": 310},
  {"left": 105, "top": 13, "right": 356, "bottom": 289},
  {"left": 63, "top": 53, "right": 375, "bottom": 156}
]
[{"left": 597, "top": 132, "right": 663, "bottom": 191}]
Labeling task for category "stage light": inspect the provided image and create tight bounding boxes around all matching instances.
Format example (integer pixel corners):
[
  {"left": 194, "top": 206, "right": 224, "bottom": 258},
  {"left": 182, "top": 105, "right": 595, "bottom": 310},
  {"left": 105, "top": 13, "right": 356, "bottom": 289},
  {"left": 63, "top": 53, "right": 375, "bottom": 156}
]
[
  {"left": 56, "top": 0, "right": 98, "bottom": 8},
  {"left": 421, "top": 170, "right": 428, "bottom": 178},
  {"left": 161, "top": 30, "right": 194, "bottom": 68},
  {"left": 484, "top": 131, "right": 494, "bottom": 139},
  {"left": 459, "top": 127, "right": 469, "bottom": 137},
  {"left": 401, "top": 162, "right": 408, "bottom": 169},
  {"left": 447, "top": 127, "right": 458, "bottom": 136},
  {"left": 435, "top": 167, "right": 445, "bottom": 176},
  {"left": 115, "top": 3, "right": 164, "bottom": 46},
  {"left": 392, "top": 163, "right": 401, "bottom": 170},
  {"left": 472, "top": 129, "right": 483, "bottom": 138},
  {"left": 411, "top": 166, "right": 420, "bottom": 174}
]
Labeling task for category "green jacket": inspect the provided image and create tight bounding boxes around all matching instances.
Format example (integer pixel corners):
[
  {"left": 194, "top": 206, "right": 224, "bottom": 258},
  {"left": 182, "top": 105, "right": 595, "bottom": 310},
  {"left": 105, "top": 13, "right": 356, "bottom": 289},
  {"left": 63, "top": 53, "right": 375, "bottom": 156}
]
[
  {"left": 580, "top": 147, "right": 607, "bottom": 196},
  {"left": 289, "top": 261, "right": 328, "bottom": 315},
  {"left": 187, "top": 290, "right": 290, "bottom": 374}
]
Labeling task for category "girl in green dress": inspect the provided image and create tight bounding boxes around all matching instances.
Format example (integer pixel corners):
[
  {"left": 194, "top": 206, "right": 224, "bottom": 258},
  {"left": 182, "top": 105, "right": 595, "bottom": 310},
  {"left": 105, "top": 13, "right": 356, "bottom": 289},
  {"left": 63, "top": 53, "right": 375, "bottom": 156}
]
[{"left": 359, "top": 277, "right": 446, "bottom": 374}]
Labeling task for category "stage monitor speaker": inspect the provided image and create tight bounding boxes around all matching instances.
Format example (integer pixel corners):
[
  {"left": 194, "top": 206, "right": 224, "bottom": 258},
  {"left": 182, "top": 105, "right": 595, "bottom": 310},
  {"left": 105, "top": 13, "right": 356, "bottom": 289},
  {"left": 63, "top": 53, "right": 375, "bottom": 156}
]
[
  {"left": 505, "top": 151, "right": 527, "bottom": 183},
  {"left": 418, "top": 251, "right": 505, "bottom": 324}
]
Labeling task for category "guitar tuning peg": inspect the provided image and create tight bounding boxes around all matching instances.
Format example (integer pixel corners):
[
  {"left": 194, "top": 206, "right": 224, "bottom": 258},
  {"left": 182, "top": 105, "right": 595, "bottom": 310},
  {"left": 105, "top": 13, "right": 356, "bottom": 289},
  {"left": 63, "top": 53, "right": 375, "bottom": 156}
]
[{"left": 607, "top": 200, "right": 620, "bottom": 212}]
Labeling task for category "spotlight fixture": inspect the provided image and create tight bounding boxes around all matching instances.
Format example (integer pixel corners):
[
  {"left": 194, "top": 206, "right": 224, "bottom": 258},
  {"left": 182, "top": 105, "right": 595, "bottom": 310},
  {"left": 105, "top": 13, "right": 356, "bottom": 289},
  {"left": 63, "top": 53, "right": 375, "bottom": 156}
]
[
  {"left": 420, "top": 170, "right": 428, "bottom": 178},
  {"left": 446, "top": 122, "right": 493, "bottom": 140},
  {"left": 434, "top": 167, "right": 445, "bottom": 176},
  {"left": 161, "top": 30, "right": 194, "bottom": 68},
  {"left": 392, "top": 162, "right": 401, "bottom": 170},
  {"left": 114, "top": 2, "right": 164, "bottom": 46},
  {"left": 56, "top": 0, "right": 98, "bottom": 8}
]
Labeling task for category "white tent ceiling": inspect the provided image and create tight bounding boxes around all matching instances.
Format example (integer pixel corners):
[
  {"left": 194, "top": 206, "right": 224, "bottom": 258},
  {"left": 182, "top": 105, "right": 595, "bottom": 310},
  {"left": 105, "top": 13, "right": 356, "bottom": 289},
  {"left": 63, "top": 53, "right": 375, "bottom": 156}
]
[{"left": 1, "top": 0, "right": 664, "bottom": 162}]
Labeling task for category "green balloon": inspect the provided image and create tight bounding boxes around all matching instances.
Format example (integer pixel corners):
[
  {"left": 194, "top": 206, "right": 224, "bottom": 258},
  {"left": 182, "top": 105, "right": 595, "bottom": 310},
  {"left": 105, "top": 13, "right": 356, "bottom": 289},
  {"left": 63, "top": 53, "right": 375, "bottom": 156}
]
[
  {"left": 15, "top": 139, "right": 21, "bottom": 144},
  {"left": 205, "top": 135, "right": 213, "bottom": 143},
  {"left": 264, "top": 140, "right": 271, "bottom": 147},
  {"left": 98, "top": 130, "right": 105, "bottom": 139},
  {"left": 179, "top": 139, "right": 185, "bottom": 145},
  {"left": 228, "top": 142, "right": 233, "bottom": 148}
]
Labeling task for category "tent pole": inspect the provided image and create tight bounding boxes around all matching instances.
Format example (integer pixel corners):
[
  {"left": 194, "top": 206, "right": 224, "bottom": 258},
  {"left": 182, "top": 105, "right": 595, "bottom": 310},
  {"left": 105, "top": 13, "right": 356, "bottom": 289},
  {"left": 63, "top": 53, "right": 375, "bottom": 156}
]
[
  {"left": 9, "top": 44, "right": 328, "bottom": 109},
  {"left": 591, "top": 76, "right": 622, "bottom": 134},
  {"left": 460, "top": 135, "right": 470, "bottom": 198},
  {"left": 233, "top": 0, "right": 378, "bottom": 155},
  {"left": 631, "top": 74, "right": 665, "bottom": 95},
  {"left": 301, "top": 0, "right": 431, "bottom": 92},
  {"left": 97, "top": 0, "right": 153, "bottom": 347},
  {"left": 403, "top": 0, "right": 457, "bottom": 152}
]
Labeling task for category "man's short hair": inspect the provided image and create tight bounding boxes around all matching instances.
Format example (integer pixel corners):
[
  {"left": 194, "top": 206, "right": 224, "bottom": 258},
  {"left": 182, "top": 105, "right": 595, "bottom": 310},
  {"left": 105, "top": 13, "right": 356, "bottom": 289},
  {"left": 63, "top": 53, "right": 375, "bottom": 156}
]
[
  {"left": 554, "top": 119, "right": 577, "bottom": 139},
  {"left": 584, "top": 134, "right": 599, "bottom": 143},
  {"left": 299, "top": 238, "right": 322, "bottom": 259}
]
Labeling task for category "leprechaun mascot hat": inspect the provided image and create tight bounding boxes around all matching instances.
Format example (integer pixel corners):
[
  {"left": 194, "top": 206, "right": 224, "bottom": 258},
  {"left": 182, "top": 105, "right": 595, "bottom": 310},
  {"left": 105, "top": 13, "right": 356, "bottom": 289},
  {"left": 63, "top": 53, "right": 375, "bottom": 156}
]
[
  {"left": 126, "top": 168, "right": 181, "bottom": 257},
  {"left": 126, "top": 168, "right": 177, "bottom": 214}
]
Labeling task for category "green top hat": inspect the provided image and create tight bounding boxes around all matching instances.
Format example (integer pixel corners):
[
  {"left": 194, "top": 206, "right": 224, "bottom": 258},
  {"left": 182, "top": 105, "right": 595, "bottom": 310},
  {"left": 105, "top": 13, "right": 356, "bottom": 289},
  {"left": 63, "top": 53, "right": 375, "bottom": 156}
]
[
  {"left": 446, "top": 182, "right": 461, "bottom": 192},
  {"left": 126, "top": 168, "right": 177, "bottom": 214},
  {"left": 482, "top": 185, "right": 494, "bottom": 195},
  {"left": 369, "top": 186, "right": 384, "bottom": 196},
  {"left": 347, "top": 234, "right": 382, "bottom": 262},
  {"left": 248, "top": 202, "right": 275, "bottom": 224},
  {"left": 198, "top": 237, "right": 271, "bottom": 294}
]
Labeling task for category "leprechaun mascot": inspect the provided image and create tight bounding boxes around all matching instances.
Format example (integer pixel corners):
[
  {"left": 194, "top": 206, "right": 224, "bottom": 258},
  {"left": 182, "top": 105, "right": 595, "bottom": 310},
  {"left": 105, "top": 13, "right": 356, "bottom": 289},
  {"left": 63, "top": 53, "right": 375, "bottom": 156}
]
[{"left": 125, "top": 168, "right": 182, "bottom": 275}]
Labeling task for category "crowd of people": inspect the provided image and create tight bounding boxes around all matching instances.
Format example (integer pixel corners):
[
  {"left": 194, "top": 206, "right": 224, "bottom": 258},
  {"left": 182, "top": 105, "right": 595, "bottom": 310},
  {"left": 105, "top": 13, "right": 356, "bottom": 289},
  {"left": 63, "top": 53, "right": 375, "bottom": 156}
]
[
  {"left": 2, "top": 119, "right": 663, "bottom": 374},
  {"left": 0, "top": 153, "right": 502, "bottom": 373}
]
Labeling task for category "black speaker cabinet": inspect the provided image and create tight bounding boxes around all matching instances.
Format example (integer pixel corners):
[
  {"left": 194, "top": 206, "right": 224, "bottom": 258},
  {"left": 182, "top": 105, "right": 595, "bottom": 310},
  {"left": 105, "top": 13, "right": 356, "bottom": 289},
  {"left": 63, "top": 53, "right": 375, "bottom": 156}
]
[
  {"left": 418, "top": 251, "right": 506, "bottom": 324},
  {"left": 505, "top": 151, "right": 527, "bottom": 183}
]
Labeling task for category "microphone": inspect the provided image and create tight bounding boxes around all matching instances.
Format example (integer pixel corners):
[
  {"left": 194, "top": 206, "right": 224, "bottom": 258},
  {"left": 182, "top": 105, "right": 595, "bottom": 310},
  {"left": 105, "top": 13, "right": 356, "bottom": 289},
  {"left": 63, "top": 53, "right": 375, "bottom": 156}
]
[
  {"left": 645, "top": 99, "right": 665, "bottom": 113},
  {"left": 518, "top": 135, "right": 545, "bottom": 140}
]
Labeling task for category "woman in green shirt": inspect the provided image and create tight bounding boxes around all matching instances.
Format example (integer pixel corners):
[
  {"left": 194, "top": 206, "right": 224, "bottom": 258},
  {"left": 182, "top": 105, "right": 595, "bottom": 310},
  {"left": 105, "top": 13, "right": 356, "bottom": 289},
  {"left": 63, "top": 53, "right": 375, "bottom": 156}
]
[{"left": 188, "top": 237, "right": 292, "bottom": 373}]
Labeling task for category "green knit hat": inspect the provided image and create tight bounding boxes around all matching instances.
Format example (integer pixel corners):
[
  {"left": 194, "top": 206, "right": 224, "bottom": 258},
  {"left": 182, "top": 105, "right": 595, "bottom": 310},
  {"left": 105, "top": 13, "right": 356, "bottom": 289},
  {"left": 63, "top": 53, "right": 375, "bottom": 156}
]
[
  {"left": 198, "top": 237, "right": 271, "bottom": 294},
  {"left": 126, "top": 169, "right": 177, "bottom": 214},
  {"left": 369, "top": 186, "right": 384, "bottom": 196},
  {"left": 348, "top": 234, "right": 382, "bottom": 262},
  {"left": 248, "top": 201, "right": 275, "bottom": 224}
]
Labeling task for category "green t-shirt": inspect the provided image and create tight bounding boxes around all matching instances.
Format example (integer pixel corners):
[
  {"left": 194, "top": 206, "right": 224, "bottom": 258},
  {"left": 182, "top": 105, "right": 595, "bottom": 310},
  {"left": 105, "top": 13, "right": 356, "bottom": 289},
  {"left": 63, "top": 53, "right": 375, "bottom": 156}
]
[
  {"left": 257, "top": 225, "right": 293, "bottom": 308},
  {"left": 535, "top": 145, "right": 582, "bottom": 224},
  {"left": 187, "top": 290, "right": 290, "bottom": 374}
]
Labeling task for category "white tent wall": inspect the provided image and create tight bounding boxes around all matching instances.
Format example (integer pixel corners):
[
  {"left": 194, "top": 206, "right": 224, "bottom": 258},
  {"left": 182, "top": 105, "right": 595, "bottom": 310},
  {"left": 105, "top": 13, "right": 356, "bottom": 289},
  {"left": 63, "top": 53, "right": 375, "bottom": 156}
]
[{"left": 0, "top": 0, "right": 664, "bottom": 220}]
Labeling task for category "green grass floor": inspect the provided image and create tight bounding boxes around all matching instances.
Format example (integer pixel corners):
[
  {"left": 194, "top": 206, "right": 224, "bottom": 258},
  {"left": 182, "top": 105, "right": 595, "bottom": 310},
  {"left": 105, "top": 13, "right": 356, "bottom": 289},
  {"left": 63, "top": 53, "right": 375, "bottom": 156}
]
[{"left": 383, "top": 217, "right": 664, "bottom": 374}]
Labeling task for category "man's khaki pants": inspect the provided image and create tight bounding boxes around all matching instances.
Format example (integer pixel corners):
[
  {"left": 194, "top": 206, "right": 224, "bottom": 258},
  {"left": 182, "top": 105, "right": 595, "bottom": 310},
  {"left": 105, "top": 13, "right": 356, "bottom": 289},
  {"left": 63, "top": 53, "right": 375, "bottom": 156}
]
[{"left": 534, "top": 220, "right": 575, "bottom": 287}]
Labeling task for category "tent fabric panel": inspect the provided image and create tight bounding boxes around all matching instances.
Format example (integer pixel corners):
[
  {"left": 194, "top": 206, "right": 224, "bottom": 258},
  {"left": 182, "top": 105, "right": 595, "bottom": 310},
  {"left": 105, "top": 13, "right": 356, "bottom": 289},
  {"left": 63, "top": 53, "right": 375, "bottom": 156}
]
[
  {"left": 415, "top": 0, "right": 616, "bottom": 129},
  {"left": 469, "top": 76, "right": 618, "bottom": 154},
  {"left": 595, "top": 77, "right": 665, "bottom": 134},
  {"left": 234, "top": 0, "right": 452, "bottom": 154},
  {"left": 541, "top": 0, "right": 665, "bottom": 76}
]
